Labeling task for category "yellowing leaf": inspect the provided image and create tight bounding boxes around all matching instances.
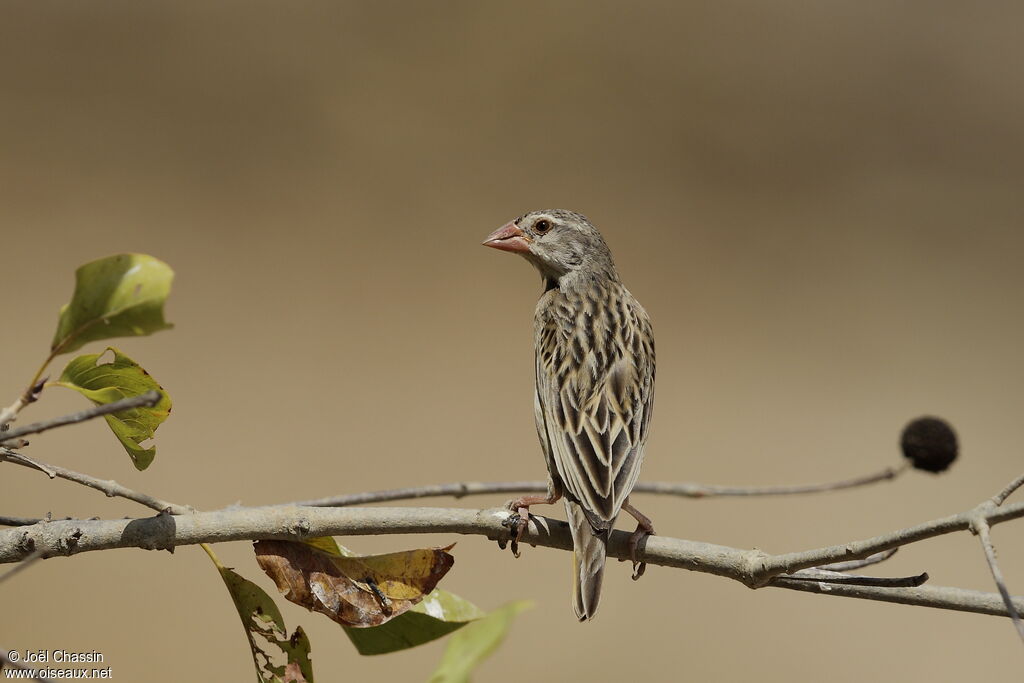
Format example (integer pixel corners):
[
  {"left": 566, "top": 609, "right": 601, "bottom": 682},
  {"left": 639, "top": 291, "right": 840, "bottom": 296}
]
[
  {"left": 51, "top": 253, "right": 173, "bottom": 356},
  {"left": 218, "top": 566, "right": 314, "bottom": 683},
  {"left": 54, "top": 347, "right": 171, "bottom": 470},
  {"left": 254, "top": 540, "right": 454, "bottom": 628},
  {"left": 301, "top": 537, "right": 346, "bottom": 556},
  {"left": 334, "top": 545, "right": 457, "bottom": 601},
  {"left": 300, "top": 536, "right": 486, "bottom": 655}
]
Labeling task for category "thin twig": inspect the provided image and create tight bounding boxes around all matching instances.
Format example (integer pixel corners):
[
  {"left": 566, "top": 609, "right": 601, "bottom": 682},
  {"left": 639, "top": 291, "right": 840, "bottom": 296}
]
[
  {"left": 296, "top": 481, "right": 549, "bottom": 507},
  {"left": 1, "top": 447, "right": 183, "bottom": 514},
  {"left": 769, "top": 578, "right": 1024, "bottom": 617},
  {"left": 816, "top": 548, "right": 898, "bottom": 572},
  {"left": 758, "top": 501, "right": 1024, "bottom": 580},
  {"left": 782, "top": 567, "right": 927, "bottom": 588},
  {"left": 635, "top": 462, "right": 909, "bottom": 498},
  {"left": 972, "top": 510, "right": 1024, "bottom": 644},
  {"left": 0, "top": 398, "right": 29, "bottom": 433},
  {"left": 993, "top": 472, "right": 1024, "bottom": 507},
  {"left": 0, "top": 391, "right": 162, "bottom": 446},
  {"left": 0, "top": 549, "right": 44, "bottom": 584},
  {"left": 5, "top": 451, "right": 56, "bottom": 477},
  {"left": 294, "top": 463, "right": 908, "bottom": 508},
  {"left": 0, "top": 516, "right": 46, "bottom": 527}
]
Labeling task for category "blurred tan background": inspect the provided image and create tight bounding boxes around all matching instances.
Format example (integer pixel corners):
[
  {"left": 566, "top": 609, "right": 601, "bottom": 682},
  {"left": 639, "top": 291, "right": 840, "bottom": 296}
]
[{"left": 2, "top": 2, "right": 1023, "bottom": 680}]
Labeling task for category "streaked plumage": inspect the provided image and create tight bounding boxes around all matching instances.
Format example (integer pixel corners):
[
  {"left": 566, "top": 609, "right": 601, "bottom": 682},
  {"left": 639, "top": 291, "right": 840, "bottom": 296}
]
[{"left": 483, "top": 209, "right": 655, "bottom": 621}]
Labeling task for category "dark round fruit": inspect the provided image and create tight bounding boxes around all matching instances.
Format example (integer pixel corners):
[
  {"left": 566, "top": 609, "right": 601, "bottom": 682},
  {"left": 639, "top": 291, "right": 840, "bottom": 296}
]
[{"left": 900, "top": 417, "right": 958, "bottom": 473}]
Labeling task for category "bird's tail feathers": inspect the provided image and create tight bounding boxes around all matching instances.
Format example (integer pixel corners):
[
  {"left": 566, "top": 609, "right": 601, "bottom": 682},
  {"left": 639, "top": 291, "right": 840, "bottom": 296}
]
[{"left": 565, "top": 499, "right": 609, "bottom": 621}]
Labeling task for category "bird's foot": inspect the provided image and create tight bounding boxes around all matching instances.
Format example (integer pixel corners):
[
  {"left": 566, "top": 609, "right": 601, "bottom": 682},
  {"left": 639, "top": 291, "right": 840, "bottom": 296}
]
[
  {"left": 622, "top": 499, "right": 655, "bottom": 580},
  {"left": 503, "top": 492, "right": 560, "bottom": 558}
]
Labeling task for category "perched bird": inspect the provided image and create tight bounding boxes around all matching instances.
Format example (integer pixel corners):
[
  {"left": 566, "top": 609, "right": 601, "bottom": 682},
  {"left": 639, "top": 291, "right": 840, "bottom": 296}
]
[{"left": 482, "top": 209, "right": 656, "bottom": 621}]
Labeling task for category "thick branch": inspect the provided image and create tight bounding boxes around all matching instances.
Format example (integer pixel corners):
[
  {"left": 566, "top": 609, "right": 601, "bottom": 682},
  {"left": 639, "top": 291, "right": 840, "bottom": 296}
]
[{"left": 2, "top": 504, "right": 1022, "bottom": 619}]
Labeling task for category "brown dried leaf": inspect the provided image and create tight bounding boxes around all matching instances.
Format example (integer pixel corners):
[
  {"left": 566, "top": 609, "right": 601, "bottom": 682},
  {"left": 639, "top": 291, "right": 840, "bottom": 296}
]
[{"left": 254, "top": 540, "right": 455, "bottom": 628}]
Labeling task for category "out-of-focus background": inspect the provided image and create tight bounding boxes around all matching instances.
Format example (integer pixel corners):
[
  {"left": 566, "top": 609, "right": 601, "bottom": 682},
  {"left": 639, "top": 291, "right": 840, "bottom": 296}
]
[{"left": 3, "top": 2, "right": 1023, "bottom": 680}]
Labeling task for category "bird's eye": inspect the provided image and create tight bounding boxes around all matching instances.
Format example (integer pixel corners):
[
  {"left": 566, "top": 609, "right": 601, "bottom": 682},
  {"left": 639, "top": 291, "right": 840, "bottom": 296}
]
[{"left": 534, "top": 219, "right": 552, "bottom": 234}]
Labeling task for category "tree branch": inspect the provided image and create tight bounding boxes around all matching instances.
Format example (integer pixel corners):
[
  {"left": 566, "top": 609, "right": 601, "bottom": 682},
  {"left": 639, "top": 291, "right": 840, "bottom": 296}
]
[
  {"left": 0, "top": 516, "right": 49, "bottom": 527},
  {"left": 2, "top": 502, "right": 1022, "bottom": 619},
  {"left": 3, "top": 418, "right": 1020, "bottom": 631},
  {"left": 0, "top": 391, "right": 162, "bottom": 446},
  {"left": 1, "top": 447, "right": 182, "bottom": 514},
  {"left": 972, "top": 516, "right": 1024, "bottom": 642},
  {"left": 294, "top": 463, "right": 908, "bottom": 508}
]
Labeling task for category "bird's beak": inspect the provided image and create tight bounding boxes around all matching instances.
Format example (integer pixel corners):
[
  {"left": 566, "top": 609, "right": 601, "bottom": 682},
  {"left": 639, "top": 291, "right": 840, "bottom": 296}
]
[{"left": 482, "top": 221, "right": 531, "bottom": 254}]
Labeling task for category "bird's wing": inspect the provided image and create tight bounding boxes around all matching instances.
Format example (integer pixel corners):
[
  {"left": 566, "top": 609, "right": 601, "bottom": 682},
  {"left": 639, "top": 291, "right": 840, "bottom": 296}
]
[{"left": 536, "top": 289, "right": 655, "bottom": 525}]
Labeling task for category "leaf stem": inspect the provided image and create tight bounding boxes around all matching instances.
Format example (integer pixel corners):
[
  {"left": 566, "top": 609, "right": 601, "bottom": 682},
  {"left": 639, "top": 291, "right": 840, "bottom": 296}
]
[{"left": 201, "top": 543, "right": 226, "bottom": 570}]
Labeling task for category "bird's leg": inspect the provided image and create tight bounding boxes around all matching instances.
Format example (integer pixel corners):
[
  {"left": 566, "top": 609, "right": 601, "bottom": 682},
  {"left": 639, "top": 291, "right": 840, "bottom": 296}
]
[
  {"left": 621, "top": 498, "right": 655, "bottom": 580},
  {"left": 504, "top": 488, "right": 561, "bottom": 558}
]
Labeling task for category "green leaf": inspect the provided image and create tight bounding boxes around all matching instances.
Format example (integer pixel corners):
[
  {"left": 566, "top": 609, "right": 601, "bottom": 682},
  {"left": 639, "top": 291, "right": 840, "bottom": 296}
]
[
  {"left": 428, "top": 601, "right": 532, "bottom": 683},
  {"left": 218, "top": 566, "right": 314, "bottom": 683},
  {"left": 54, "top": 347, "right": 171, "bottom": 470},
  {"left": 51, "top": 253, "right": 173, "bottom": 356},
  {"left": 301, "top": 537, "right": 488, "bottom": 656},
  {"left": 344, "top": 588, "right": 487, "bottom": 656}
]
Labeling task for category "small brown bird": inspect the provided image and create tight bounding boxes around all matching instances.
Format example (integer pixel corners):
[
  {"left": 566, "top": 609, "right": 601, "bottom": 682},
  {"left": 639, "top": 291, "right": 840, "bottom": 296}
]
[{"left": 483, "top": 209, "right": 656, "bottom": 621}]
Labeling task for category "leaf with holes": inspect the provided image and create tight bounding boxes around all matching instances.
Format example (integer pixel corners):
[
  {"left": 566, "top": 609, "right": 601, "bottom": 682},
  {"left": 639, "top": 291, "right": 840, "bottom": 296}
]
[
  {"left": 51, "top": 253, "right": 173, "bottom": 356},
  {"left": 218, "top": 566, "right": 314, "bottom": 683},
  {"left": 255, "top": 540, "right": 455, "bottom": 628},
  {"left": 54, "top": 347, "right": 171, "bottom": 470}
]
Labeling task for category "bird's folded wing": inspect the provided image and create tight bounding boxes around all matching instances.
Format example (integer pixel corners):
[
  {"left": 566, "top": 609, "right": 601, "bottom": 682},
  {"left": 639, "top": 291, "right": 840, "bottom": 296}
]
[{"left": 538, "top": 316, "right": 654, "bottom": 524}]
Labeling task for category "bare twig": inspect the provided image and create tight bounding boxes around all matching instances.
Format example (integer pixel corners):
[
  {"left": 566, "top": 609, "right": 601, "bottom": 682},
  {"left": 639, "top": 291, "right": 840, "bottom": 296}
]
[
  {"left": 816, "top": 548, "right": 898, "bottom": 572},
  {"left": 5, "top": 451, "right": 56, "bottom": 477},
  {"left": 0, "top": 391, "right": 162, "bottom": 446},
  {"left": 769, "top": 578, "right": 1024, "bottom": 617},
  {"left": 781, "top": 567, "right": 927, "bottom": 588},
  {"left": 295, "top": 463, "right": 908, "bottom": 508},
  {"left": 0, "top": 375, "right": 47, "bottom": 434},
  {"left": 758, "top": 502, "right": 1024, "bottom": 579},
  {"left": 0, "top": 516, "right": 47, "bottom": 527},
  {"left": 972, "top": 516, "right": 1024, "bottom": 643},
  {"left": 0, "top": 398, "right": 30, "bottom": 434},
  {"left": 969, "top": 473, "right": 1024, "bottom": 646},
  {"left": 635, "top": 463, "right": 909, "bottom": 498},
  {"left": 993, "top": 472, "right": 1024, "bottom": 507},
  {"left": 0, "top": 549, "right": 44, "bottom": 585},
  {"left": 295, "top": 481, "right": 551, "bottom": 507},
  {"left": 1, "top": 447, "right": 183, "bottom": 514}
]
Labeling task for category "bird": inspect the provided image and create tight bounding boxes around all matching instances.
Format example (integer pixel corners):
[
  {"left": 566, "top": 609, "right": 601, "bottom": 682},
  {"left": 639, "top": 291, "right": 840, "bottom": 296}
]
[{"left": 482, "top": 209, "right": 656, "bottom": 621}]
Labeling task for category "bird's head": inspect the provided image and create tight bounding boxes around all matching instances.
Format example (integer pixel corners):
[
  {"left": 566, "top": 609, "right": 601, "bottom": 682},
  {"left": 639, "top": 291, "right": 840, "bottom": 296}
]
[{"left": 482, "top": 209, "right": 618, "bottom": 287}]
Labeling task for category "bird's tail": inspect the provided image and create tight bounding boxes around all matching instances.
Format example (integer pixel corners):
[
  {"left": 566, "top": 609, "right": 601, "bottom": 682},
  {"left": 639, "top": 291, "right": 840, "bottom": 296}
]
[{"left": 565, "top": 499, "right": 609, "bottom": 621}]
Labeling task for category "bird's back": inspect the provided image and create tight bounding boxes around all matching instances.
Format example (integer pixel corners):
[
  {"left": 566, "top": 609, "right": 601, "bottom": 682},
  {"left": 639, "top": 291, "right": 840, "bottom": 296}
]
[{"left": 533, "top": 280, "right": 655, "bottom": 526}]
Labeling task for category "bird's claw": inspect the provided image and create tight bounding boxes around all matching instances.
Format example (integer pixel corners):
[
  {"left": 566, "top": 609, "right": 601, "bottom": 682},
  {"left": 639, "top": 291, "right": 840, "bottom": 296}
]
[
  {"left": 628, "top": 524, "right": 653, "bottom": 580},
  {"left": 501, "top": 507, "right": 529, "bottom": 558}
]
